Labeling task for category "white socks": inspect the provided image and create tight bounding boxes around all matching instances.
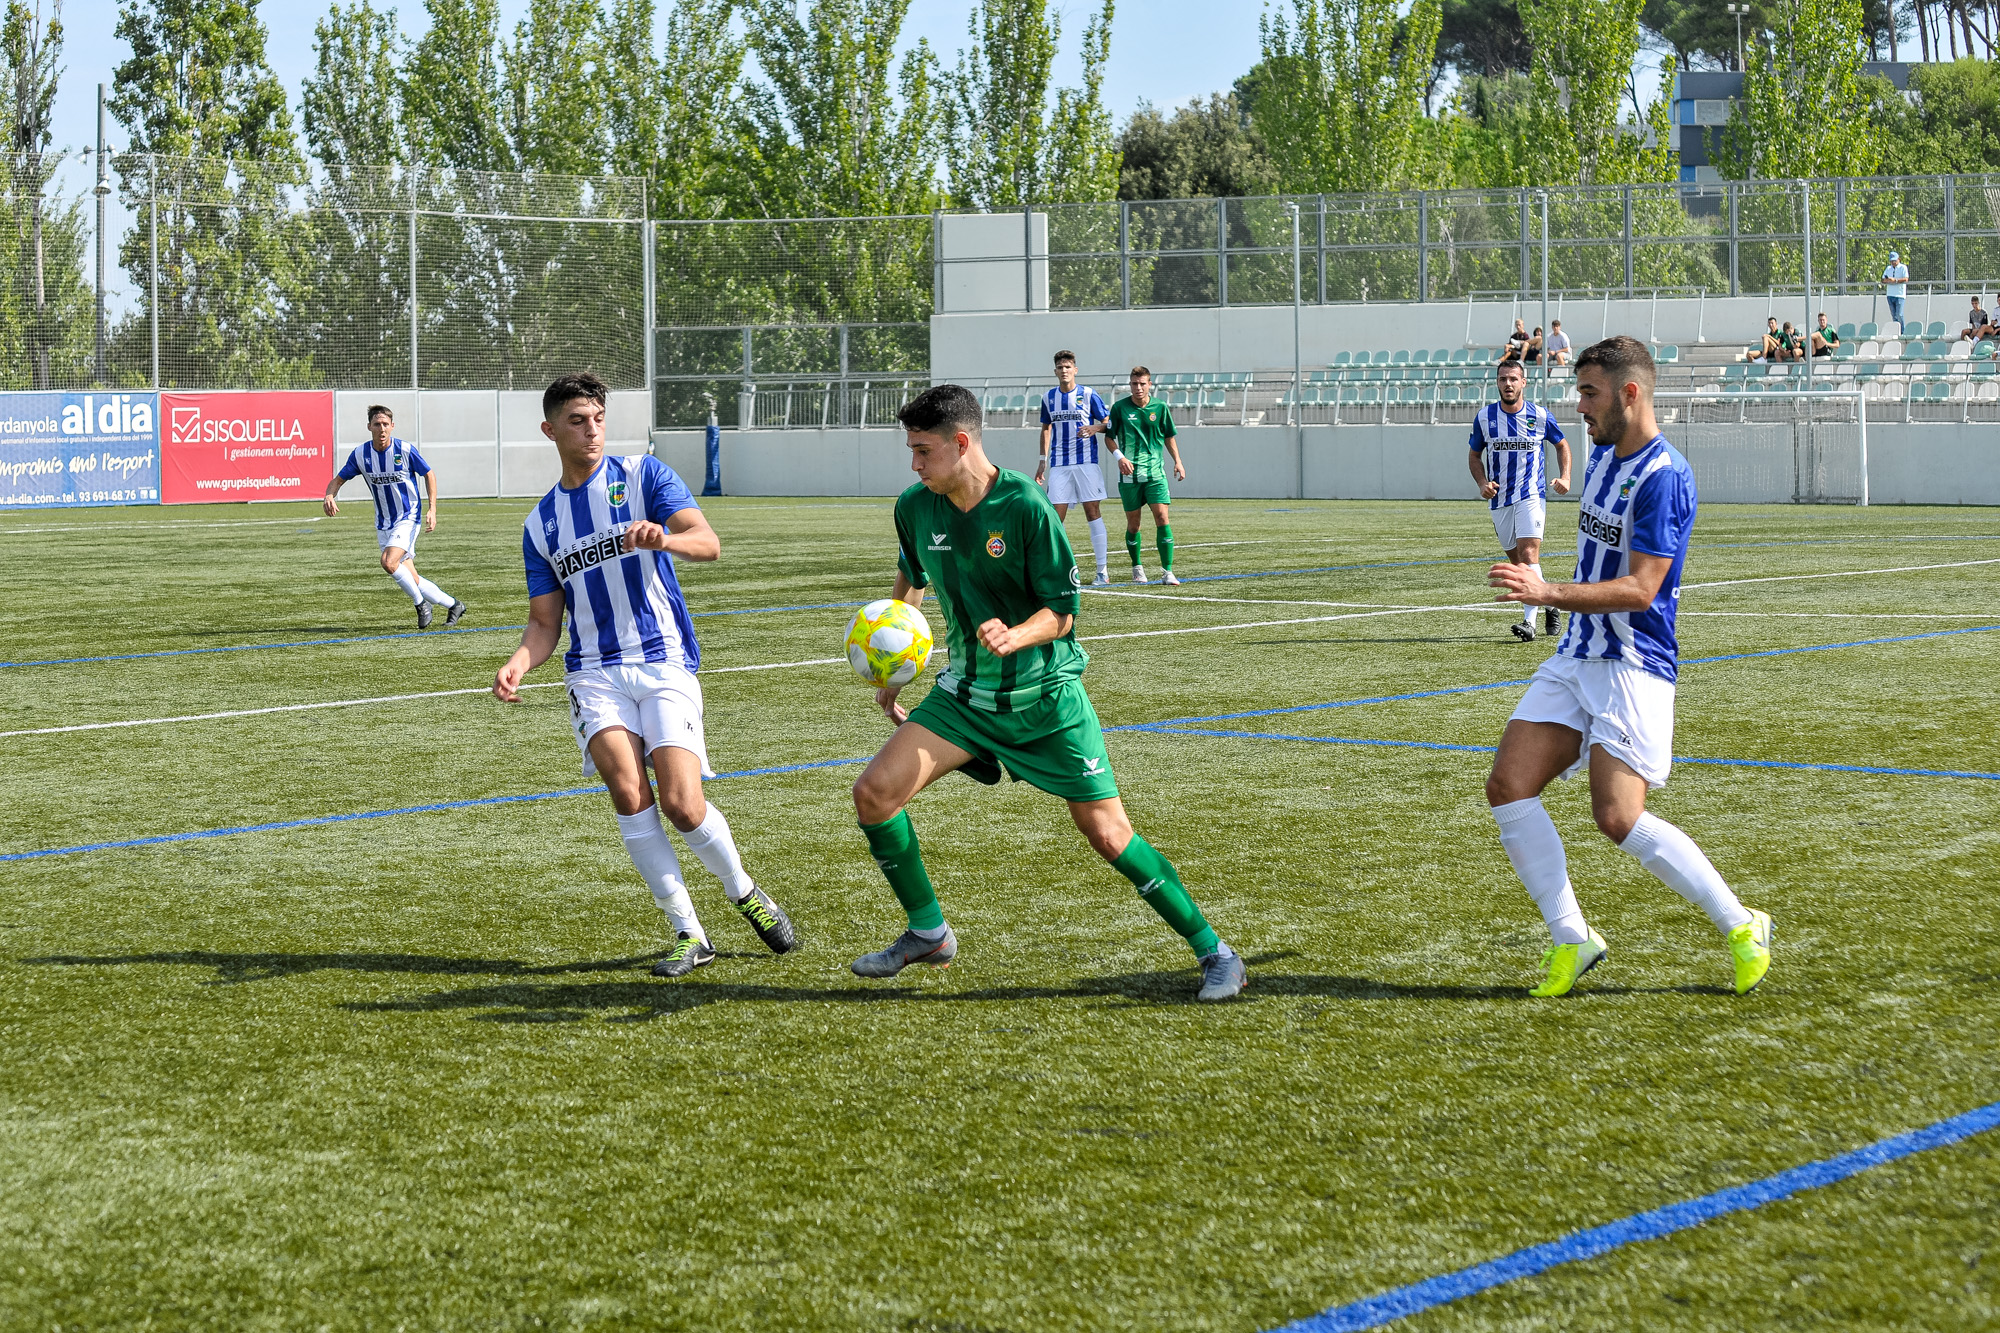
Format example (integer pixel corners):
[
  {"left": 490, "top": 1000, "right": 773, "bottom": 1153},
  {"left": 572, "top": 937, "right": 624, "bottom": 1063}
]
[
  {"left": 1524, "top": 563, "right": 1542, "bottom": 623},
  {"left": 1492, "top": 797, "right": 1590, "bottom": 944},
  {"left": 1087, "top": 516, "right": 1109, "bottom": 572},
  {"left": 680, "top": 803, "right": 754, "bottom": 903},
  {"left": 415, "top": 576, "right": 455, "bottom": 607},
  {"left": 616, "top": 808, "right": 705, "bottom": 942},
  {"left": 388, "top": 563, "right": 421, "bottom": 604},
  {"left": 1620, "top": 812, "right": 1751, "bottom": 935}
]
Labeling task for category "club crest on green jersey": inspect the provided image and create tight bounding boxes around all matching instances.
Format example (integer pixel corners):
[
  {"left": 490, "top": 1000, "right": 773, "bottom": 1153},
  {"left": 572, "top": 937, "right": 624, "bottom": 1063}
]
[
  {"left": 986, "top": 531, "right": 1006, "bottom": 557},
  {"left": 607, "top": 480, "right": 628, "bottom": 506}
]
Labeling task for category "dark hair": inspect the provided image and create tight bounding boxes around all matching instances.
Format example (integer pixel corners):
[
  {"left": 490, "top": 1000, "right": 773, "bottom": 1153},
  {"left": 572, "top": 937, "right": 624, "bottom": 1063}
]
[
  {"left": 366, "top": 404, "right": 394, "bottom": 423},
  {"left": 1551, "top": 319, "right": 1562, "bottom": 327},
  {"left": 1574, "top": 335, "right": 1656, "bottom": 391},
  {"left": 1053, "top": 350, "right": 1076, "bottom": 366},
  {"left": 898, "top": 383, "right": 982, "bottom": 439},
  {"left": 544, "top": 371, "right": 608, "bottom": 421},
  {"left": 1495, "top": 359, "right": 1525, "bottom": 376},
  {"left": 1130, "top": 365, "right": 1152, "bottom": 380}
]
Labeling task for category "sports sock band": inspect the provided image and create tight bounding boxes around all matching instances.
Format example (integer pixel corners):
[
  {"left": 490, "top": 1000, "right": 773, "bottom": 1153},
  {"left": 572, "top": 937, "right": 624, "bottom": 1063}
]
[
  {"left": 1111, "top": 833, "right": 1219, "bottom": 957},
  {"left": 1619, "top": 812, "right": 1752, "bottom": 935},
  {"left": 683, "top": 802, "right": 754, "bottom": 902},
  {"left": 1087, "top": 516, "right": 1109, "bottom": 572},
  {"left": 860, "top": 811, "right": 944, "bottom": 932},
  {"left": 1491, "top": 797, "right": 1589, "bottom": 944},
  {"left": 1525, "top": 563, "right": 1542, "bottom": 622},
  {"left": 617, "top": 807, "right": 704, "bottom": 942},
  {"left": 388, "top": 563, "right": 421, "bottom": 604},
  {"left": 415, "top": 576, "right": 455, "bottom": 607},
  {"left": 1124, "top": 528, "right": 1142, "bottom": 567},
  {"left": 1157, "top": 523, "right": 1174, "bottom": 571}
]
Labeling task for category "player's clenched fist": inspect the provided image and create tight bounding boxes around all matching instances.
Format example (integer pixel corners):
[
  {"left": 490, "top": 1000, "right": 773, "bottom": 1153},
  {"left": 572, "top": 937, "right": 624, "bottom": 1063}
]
[
  {"left": 977, "top": 617, "right": 1027, "bottom": 656},
  {"left": 493, "top": 653, "right": 529, "bottom": 702},
  {"left": 622, "top": 520, "right": 668, "bottom": 551},
  {"left": 1480, "top": 479, "right": 1501, "bottom": 499},
  {"left": 322, "top": 495, "right": 339, "bottom": 516}
]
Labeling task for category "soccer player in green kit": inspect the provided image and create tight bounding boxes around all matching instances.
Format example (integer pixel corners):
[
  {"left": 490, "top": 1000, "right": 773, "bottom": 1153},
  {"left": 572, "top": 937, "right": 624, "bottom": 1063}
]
[
  {"left": 1107, "top": 365, "right": 1185, "bottom": 585},
  {"left": 847, "top": 384, "right": 1247, "bottom": 1002}
]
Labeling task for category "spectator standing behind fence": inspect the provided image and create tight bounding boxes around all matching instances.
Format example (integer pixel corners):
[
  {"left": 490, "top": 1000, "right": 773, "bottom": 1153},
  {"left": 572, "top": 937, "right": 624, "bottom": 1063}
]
[
  {"left": 1961, "top": 298, "right": 1987, "bottom": 342},
  {"left": 1811, "top": 313, "right": 1841, "bottom": 357},
  {"left": 1882, "top": 252, "right": 1910, "bottom": 330},
  {"left": 1501, "top": 319, "right": 1530, "bottom": 362},
  {"left": 1546, "top": 321, "right": 1572, "bottom": 365}
]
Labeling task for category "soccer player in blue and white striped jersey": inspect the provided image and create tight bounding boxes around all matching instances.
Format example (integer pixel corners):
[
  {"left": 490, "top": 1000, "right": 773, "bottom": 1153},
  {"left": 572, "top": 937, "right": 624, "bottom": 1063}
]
[
  {"left": 324, "top": 406, "right": 465, "bottom": 629},
  {"left": 492, "top": 373, "right": 797, "bottom": 978},
  {"left": 1469, "top": 360, "right": 1569, "bottom": 641},
  {"left": 1483, "top": 337, "right": 1772, "bottom": 999},
  {"left": 1035, "top": 350, "right": 1113, "bottom": 583}
]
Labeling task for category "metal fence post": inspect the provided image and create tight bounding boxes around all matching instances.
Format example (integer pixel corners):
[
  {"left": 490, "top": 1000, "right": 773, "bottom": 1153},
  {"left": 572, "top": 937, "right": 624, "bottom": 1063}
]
[
  {"left": 931, "top": 208, "right": 942, "bottom": 313},
  {"left": 839, "top": 323, "right": 850, "bottom": 425},
  {"left": 1022, "top": 205, "right": 1032, "bottom": 312},
  {"left": 408, "top": 193, "right": 420, "bottom": 391},
  {"left": 1803, "top": 179, "right": 1813, "bottom": 390},
  {"left": 1217, "top": 197, "right": 1228, "bottom": 306},
  {"left": 642, "top": 218, "right": 656, "bottom": 427},
  {"left": 1316, "top": 195, "right": 1326, "bottom": 305},
  {"left": 93, "top": 85, "right": 107, "bottom": 385},
  {"left": 1518, "top": 189, "right": 1530, "bottom": 295},
  {"left": 1944, "top": 173, "right": 1956, "bottom": 288},
  {"left": 1623, "top": 185, "right": 1634, "bottom": 297},
  {"left": 1417, "top": 192, "right": 1428, "bottom": 302},
  {"left": 1836, "top": 178, "right": 1847, "bottom": 289},
  {"left": 1119, "top": 201, "right": 1130, "bottom": 309},
  {"left": 1728, "top": 182, "right": 1740, "bottom": 297},
  {"left": 148, "top": 155, "right": 158, "bottom": 390}
]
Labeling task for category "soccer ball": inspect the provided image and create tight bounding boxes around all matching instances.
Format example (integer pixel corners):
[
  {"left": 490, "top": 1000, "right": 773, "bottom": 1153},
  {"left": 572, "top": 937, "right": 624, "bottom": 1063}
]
[{"left": 845, "top": 599, "right": 933, "bottom": 688}]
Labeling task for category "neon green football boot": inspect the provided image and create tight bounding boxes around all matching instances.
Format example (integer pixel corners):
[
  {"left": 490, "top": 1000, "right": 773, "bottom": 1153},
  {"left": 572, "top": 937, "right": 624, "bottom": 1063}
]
[
  {"left": 1529, "top": 930, "right": 1608, "bottom": 997},
  {"left": 1728, "top": 909, "right": 1773, "bottom": 994}
]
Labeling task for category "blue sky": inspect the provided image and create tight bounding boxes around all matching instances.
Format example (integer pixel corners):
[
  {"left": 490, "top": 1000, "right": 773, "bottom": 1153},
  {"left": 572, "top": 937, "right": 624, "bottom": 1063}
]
[{"left": 48, "top": 0, "right": 1268, "bottom": 157}]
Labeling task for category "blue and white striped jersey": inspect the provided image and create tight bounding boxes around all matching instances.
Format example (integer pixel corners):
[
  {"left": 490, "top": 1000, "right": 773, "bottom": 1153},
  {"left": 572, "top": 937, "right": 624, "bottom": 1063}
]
[
  {"left": 1556, "top": 434, "right": 1696, "bottom": 683},
  {"left": 1469, "top": 401, "right": 1564, "bottom": 509},
  {"left": 1041, "top": 385, "right": 1109, "bottom": 466},
  {"left": 337, "top": 438, "right": 431, "bottom": 530},
  {"left": 522, "top": 453, "right": 702, "bottom": 674}
]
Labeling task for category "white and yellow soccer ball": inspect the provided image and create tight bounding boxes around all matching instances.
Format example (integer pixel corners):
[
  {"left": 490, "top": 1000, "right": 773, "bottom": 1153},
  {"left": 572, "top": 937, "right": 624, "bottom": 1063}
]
[{"left": 845, "top": 598, "right": 933, "bottom": 688}]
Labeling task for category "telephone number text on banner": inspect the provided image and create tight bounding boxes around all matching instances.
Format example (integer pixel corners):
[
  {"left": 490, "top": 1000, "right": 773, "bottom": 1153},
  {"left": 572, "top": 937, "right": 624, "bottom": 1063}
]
[
  {"left": 0, "top": 392, "right": 161, "bottom": 510},
  {"left": 161, "top": 391, "right": 334, "bottom": 505}
]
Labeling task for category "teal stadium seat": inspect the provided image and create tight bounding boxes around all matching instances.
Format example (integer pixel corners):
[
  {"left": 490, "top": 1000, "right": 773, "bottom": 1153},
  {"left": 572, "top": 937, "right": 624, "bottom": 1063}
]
[
  {"left": 1656, "top": 344, "right": 1681, "bottom": 363},
  {"left": 1858, "top": 322, "right": 1879, "bottom": 339},
  {"left": 1331, "top": 351, "right": 1351, "bottom": 367},
  {"left": 1391, "top": 350, "right": 1411, "bottom": 365},
  {"left": 1450, "top": 348, "right": 1471, "bottom": 364},
  {"left": 1411, "top": 349, "right": 1430, "bottom": 365},
  {"left": 1371, "top": 350, "right": 1391, "bottom": 365},
  {"left": 1927, "top": 321, "right": 1947, "bottom": 338},
  {"left": 1838, "top": 322, "right": 1857, "bottom": 339},
  {"left": 1433, "top": 349, "right": 1451, "bottom": 363}
]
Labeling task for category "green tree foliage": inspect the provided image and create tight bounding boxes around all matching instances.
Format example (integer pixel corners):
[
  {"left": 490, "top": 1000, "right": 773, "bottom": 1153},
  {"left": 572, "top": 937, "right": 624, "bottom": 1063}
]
[
  {"left": 943, "top": 0, "right": 1119, "bottom": 209},
  {"left": 1878, "top": 57, "right": 2000, "bottom": 170},
  {"left": 1116, "top": 93, "right": 1275, "bottom": 200},
  {"left": 1640, "top": 0, "right": 1748, "bottom": 71},
  {"left": 110, "top": 0, "right": 305, "bottom": 387},
  {"left": 402, "top": 0, "right": 509, "bottom": 170},
  {"left": 1438, "top": 0, "right": 1529, "bottom": 77},
  {"left": 303, "top": 0, "right": 403, "bottom": 167},
  {"left": 0, "top": 0, "right": 88, "bottom": 388},
  {"left": 504, "top": 0, "right": 608, "bottom": 175},
  {"left": 1720, "top": 0, "right": 1881, "bottom": 179},
  {"left": 1516, "top": 0, "right": 1676, "bottom": 185},
  {"left": 1249, "top": 0, "right": 1447, "bottom": 193}
]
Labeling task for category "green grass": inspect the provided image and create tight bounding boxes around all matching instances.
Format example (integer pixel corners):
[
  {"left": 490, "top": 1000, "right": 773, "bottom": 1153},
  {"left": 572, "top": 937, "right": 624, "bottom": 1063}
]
[{"left": 1, "top": 495, "right": 1997, "bottom": 1331}]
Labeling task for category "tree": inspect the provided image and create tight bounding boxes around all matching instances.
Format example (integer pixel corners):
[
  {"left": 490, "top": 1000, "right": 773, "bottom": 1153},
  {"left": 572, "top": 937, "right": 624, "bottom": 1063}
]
[
  {"left": 1719, "top": 0, "right": 1880, "bottom": 179},
  {"left": 1877, "top": 56, "right": 2000, "bottom": 171},
  {"left": 1116, "top": 94, "right": 1276, "bottom": 201},
  {"left": 651, "top": 0, "right": 744, "bottom": 218},
  {"left": 1438, "top": 0, "right": 1530, "bottom": 77},
  {"left": 109, "top": 0, "right": 306, "bottom": 387},
  {"left": 1248, "top": 0, "right": 1446, "bottom": 194},
  {"left": 302, "top": 0, "right": 404, "bottom": 167},
  {"left": 1639, "top": 0, "right": 1748, "bottom": 69},
  {"left": 1, "top": 0, "right": 76, "bottom": 387},
  {"left": 1515, "top": 0, "right": 1675, "bottom": 185},
  {"left": 503, "top": 0, "right": 607, "bottom": 175},
  {"left": 943, "top": 0, "right": 1119, "bottom": 209},
  {"left": 402, "top": 0, "right": 510, "bottom": 171}
]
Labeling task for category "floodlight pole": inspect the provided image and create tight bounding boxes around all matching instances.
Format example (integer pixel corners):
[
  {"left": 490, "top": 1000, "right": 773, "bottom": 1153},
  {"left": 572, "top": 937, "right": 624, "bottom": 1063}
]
[
  {"left": 1539, "top": 191, "right": 1550, "bottom": 404},
  {"left": 1802, "top": 178, "right": 1813, "bottom": 390},
  {"left": 93, "top": 84, "right": 107, "bottom": 385},
  {"left": 1288, "top": 202, "right": 1302, "bottom": 427}
]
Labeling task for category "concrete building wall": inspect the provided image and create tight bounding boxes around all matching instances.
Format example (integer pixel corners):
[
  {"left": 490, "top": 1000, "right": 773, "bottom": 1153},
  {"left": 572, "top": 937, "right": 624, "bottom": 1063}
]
[{"left": 331, "top": 389, "right": 653, "bottom": 498}]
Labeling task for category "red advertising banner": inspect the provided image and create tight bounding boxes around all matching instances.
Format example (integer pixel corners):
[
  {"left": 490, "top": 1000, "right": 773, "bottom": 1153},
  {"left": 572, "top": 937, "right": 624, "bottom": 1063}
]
[{"left": 160, "top": 391, "right": 335, "bottom": 505}]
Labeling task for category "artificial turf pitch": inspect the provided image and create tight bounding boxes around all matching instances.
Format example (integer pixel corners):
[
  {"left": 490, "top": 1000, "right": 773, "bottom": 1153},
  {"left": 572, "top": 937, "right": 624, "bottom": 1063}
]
[{"left": 2, "top": 494, "right": 1997, "bottom": 1331}]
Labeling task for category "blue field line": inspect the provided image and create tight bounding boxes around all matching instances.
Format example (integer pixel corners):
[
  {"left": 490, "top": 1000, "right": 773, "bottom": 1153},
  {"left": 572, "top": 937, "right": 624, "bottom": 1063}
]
[
  {"left": 1138, "top": 725, "right": 2000, "bottom": 782},
  {"left": 1681, "top": 621, "right": 2000, "bottom": 665},
  {"left": 1272, "top": 1097, "right": 2000, "bottom": 1332},
  {"left": 0, "top": 624, "right": 507, "bottom": 669},
  {"left": 0, "top": 755, "right": 866, "bottom": 863}
]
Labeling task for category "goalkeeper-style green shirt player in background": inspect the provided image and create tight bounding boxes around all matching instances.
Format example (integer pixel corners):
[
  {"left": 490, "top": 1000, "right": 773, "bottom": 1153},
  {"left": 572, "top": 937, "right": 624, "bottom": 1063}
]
[
  {"left": 845, "top": 383, "right": 1246, "bottom": 1002},
  {"left": 1107, "top": 365, "right": 1186, "bottom": 585}
]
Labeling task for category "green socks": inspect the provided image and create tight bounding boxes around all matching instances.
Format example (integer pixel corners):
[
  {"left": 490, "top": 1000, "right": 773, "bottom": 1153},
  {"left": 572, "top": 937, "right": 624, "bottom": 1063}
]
[
  {"left": 1157, "top": 524, "right": 1174, "bottom": 572},
  {"left": 1124, "top": 528, "right": 1142, "bottom": 567},
  {"left": 1112, "top": 833, "right": 1219, "bottom": 957},
  {"left": 860, "top": 811, "right": 944, "bottom": 931}
]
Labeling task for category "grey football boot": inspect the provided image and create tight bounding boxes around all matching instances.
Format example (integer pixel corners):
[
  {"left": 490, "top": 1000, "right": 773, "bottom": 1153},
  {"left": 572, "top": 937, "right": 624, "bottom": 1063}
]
[
  {"left": 446, "top": 599, "right": 469, "bottom": 627},
  {"left": 851, "top": 925, "right": 957, "bottom": 977},
  {"left": 733, "top": 886, "right": 798, "bottom": 954},
  {"left": 1196, "top": 945, "right": 1247, "bottom": 1002},
  {"left": 651, "top": 932, "right": 716, "bottom": 978}
]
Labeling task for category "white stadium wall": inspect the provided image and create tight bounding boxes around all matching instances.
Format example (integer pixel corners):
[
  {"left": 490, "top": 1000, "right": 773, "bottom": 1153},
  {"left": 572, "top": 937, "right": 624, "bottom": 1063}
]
[
  {"left": 648, "top": 423, "right": 2000, "bottom": 506},
  {"left": 331, "top": 390, "right": 653, "bottom": 499}
]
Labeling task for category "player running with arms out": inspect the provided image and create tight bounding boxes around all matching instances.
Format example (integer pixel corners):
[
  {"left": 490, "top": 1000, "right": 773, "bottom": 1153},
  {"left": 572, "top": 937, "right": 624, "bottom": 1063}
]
[
  {"left": 848, "top": 384, "right": 1246, "bottom": 1002},
  {"left": 1483, "top": 337, "right": 1772, "bottom": 998},
  {"left": 323, "top": 405, "right": 466, "bottom": 629},
  {"left": 492, "top": 373, "right": 797, "bottom": 978},
  {"left": 1035, "top": 350, "right": 1114, "bottom": 586},
  {"left": 1469, "top": 360, "right": 1570, "bottom": 642},
  {"left": 1107, "top": 366, "right": 1185, "bottom": 586}
]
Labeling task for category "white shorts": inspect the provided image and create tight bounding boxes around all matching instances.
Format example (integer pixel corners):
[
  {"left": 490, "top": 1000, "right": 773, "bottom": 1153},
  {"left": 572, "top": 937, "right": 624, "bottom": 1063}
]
[
  {"left": 1491, "top": 497, "right": 1545, "bottom": 551},
  {"left": 379, "top": 517, "right": 420, "bottom": 554},
  {"left": 1510, "top": 654, "right": 1677, "bottom": 789},
  {"left": 1046, "top": 462, "right": 1107, "bottom": 505},
  {"left": 564, "top": 661, "right": 715, "bottom": 779}
]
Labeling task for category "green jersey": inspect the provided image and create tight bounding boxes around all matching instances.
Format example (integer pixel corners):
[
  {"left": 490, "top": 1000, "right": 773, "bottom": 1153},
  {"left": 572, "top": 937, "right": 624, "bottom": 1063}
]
[
  {"left": 1108, "top": 396, "right": 1176, "bottom": 482},
  {"left": 895, "top": 468, "right": 1087, "bottom": 713}
]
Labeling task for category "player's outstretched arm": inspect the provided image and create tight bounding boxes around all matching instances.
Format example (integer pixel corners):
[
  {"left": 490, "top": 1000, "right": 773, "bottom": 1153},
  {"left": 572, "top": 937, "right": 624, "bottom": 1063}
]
[
  {"left": 321, "top": 474, "right": 343, "bottom": 517},
  {"left": 622, "top": 507, "right": 720, "bottom": 561},
  {"left": 1489, "top": 550, "right": 1672, "bottom": 612},
  {"left": 494, "top": 591, "right": 565, "bottom": 702},
  {"left": 977, "top": 608, "right": 1071, "bottom": 658}
]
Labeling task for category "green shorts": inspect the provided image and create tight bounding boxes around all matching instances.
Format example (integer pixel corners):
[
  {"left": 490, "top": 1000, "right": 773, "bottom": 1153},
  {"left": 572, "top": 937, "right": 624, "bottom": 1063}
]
[
  {"left": 1119, "top": 476, "right": 1171, "bottom": 511},
  {"left": 907, "top": 678, "right": 1119, "bottom": 803}
]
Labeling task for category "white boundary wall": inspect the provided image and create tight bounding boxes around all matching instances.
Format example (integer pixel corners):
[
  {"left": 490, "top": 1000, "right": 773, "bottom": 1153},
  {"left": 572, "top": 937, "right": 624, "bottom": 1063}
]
[
  {"left": 650, "top": 423, "right": 2000, "bottom": 506},
  {"left": 332, "top": 390, "right": 652, "bottom": 499}
]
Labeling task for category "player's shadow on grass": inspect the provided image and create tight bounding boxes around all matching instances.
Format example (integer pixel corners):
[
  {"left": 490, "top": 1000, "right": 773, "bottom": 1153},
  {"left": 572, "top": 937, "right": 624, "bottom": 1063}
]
[{"left": 18, "top": 949, "right": 682, "bottom": 986}]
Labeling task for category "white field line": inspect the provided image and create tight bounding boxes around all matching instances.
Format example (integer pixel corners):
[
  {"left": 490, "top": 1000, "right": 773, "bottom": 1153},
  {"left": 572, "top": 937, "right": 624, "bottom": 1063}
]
[
  {"left": 0, "top": 656, "right": 848, "bottom": 738},
  {"left": 1685, "top": 558, "right": 2000, "bottom": 589},
  {"left": 1080, "top": 603, "right": 1496, "bottom": 642},
  {"left": 1085, "top": 588, "right": 1431, "bottom": 610},
  {"left": 0, "top": 516, "right": 326, "bottom": 536},
  {"left": 1683, "top": 611, "right": 2000, "bottom": 619}
]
